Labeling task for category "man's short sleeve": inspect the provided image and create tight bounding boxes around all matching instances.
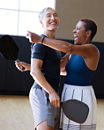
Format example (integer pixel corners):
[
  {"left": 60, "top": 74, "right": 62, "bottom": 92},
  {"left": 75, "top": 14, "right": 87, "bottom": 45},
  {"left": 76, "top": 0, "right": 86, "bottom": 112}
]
[{"left": 31, "top": 43, "right": 47, "bottom": 60}]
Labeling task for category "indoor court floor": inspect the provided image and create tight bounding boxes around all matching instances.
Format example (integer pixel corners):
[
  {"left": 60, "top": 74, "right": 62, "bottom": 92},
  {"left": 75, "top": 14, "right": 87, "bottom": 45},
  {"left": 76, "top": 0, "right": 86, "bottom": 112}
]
[{"left": 0, "top": 95, "right": 104, "bottom": 130}]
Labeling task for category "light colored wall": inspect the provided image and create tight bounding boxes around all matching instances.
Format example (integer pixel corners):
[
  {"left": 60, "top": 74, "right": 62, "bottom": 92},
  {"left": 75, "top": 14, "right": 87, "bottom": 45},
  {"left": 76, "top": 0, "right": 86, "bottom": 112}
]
[{"left": 55, "top": 0, "right": 104, "bottom": 42}]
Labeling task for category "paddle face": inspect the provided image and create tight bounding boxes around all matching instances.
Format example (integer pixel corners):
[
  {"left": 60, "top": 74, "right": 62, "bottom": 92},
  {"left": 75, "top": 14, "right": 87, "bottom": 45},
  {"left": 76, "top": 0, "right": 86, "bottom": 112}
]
[
  {"left": 0, "top": 35, "right": 19, "bottom": 60},
  {"left": 61, "top": 99, "right": 89, "bottom": 123}
]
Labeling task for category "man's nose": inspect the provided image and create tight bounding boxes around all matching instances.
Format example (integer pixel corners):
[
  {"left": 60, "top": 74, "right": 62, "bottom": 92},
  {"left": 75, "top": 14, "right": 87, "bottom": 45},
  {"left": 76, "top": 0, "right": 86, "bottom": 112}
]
[{"left": 51, "top": 15, "right": 55, "bottom": 19}]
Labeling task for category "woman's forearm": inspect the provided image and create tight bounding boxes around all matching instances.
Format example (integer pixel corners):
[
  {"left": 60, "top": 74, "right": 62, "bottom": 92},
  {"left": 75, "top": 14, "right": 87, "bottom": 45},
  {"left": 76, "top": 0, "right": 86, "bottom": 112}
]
[
  {"left": 26, "top": 31, "right": 74, "bottom": 54},
  {"left": 43, "top": 37, "right": 73, "bottom": 53},
  {"left": 62, "top": 53, "right": 70, "bottom": 62}
]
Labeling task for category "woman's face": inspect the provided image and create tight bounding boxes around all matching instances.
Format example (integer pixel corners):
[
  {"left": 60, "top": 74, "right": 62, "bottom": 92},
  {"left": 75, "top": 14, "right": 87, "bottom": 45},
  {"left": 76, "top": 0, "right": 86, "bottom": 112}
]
[
  {"left": 73, "top": 21, "right": 89, "bottom": 45},
  {"left": 40, "top": 9, "right": 60, "bottom": 31}
]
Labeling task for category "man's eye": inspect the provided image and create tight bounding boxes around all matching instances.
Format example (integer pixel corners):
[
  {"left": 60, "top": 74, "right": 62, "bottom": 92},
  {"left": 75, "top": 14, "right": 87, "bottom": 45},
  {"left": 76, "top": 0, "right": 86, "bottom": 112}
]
[
  {"left": 53, "top": 13, "right": 58, "bottom": 17},
  {"left": 46, "top": 14, "right": 51, "bottom": 17}
]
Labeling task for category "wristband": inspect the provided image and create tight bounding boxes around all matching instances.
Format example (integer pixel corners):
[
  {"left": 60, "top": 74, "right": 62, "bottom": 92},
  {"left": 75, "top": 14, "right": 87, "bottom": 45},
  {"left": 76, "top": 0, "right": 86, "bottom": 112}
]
[{"left": 41, "top": 35, "right": 47, "bottom": 44}]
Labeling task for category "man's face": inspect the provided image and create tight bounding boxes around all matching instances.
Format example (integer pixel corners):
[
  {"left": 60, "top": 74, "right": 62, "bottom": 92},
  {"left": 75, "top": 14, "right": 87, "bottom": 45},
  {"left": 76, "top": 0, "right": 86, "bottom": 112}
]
[{"left": 41, "top": 9, "right": 60, "bottom": 31}]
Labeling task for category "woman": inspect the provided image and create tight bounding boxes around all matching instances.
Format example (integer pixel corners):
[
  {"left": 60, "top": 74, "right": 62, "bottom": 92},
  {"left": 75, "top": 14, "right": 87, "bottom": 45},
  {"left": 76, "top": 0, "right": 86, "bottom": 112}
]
[
  {"left": 16, "top": 7, "right": 62, "bottom": 130},
  {"left": 26, "top": 19, "right": 100, "bottom": 130}
]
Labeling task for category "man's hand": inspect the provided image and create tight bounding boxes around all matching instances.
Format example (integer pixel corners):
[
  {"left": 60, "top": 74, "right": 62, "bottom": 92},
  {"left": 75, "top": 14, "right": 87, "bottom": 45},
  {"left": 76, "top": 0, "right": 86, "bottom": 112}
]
[
  {"left": 15, "top": 61, "right": 30, "bottom": 72},
  {"left": 49, "top": 91, "right": 60, "bottom": 108}
]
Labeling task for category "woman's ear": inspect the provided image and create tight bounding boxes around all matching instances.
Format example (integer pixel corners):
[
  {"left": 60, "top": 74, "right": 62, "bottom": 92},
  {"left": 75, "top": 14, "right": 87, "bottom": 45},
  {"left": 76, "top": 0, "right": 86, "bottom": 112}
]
[{"left": 86, "top": 30, "right": 92, "bottom": 38}]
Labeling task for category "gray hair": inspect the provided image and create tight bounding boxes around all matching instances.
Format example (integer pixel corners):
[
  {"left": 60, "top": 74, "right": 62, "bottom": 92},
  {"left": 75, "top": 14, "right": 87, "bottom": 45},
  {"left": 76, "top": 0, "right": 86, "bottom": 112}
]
[{"left": 39, "top": 7, "right": 54, "bottom": 20}]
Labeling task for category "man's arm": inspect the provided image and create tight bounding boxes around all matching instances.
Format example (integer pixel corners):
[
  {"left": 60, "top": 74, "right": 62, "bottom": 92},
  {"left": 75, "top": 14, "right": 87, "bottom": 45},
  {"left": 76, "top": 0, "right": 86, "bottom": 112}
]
[{"left": 31, "top": 58, "right": 60, "bottom": 108}]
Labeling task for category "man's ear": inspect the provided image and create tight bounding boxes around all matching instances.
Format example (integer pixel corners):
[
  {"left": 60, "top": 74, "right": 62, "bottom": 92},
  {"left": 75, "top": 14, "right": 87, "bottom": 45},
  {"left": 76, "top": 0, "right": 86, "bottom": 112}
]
[{"left": 40, "top": 20, "right": 42, "bottom": 25}]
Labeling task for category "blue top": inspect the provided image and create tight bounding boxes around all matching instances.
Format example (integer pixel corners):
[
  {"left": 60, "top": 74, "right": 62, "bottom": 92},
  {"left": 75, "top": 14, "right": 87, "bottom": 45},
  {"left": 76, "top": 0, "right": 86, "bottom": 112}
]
[{"left": 65, "top": 54, "right": 95, "bottom": 86}]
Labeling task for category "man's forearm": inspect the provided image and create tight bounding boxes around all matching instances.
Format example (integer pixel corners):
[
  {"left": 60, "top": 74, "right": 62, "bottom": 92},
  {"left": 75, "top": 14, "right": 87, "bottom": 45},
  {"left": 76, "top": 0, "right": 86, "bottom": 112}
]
[{"left": 30, "top": 69, "right": 55, "bottom": 95}]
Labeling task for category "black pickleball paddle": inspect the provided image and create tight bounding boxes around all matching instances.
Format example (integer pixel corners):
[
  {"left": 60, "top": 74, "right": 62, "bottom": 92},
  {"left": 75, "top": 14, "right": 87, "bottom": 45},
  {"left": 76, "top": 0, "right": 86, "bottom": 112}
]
[
  {"left": 0, "top": 35, "right": 18, "bottom": 60},
  {"left": 61, "top": 99, "right": 89, "bottom": 123},
  {"left": 0, "top": 35, "right": 25, "bottom": 70}
]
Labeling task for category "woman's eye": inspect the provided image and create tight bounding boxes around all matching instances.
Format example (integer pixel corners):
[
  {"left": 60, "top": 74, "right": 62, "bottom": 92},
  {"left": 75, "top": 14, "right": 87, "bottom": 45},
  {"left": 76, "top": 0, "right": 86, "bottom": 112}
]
[{"left": 76, "top": 27, "right": 80, "bottom": 30}]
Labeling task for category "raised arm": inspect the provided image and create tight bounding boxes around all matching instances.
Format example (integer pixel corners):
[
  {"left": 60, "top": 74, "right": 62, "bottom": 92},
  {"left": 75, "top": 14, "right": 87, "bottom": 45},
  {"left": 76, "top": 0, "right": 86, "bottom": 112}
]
[
  {"left": 26, "top": 31, "right": 99, "bottom": 59},
  {"left": 43, "top": 37, "right": 99, "bottom": 70}
]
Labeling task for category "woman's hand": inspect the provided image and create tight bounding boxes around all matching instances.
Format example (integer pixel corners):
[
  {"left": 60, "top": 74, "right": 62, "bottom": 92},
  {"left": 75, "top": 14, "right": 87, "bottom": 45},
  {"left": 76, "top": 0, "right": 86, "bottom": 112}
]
[
  {"left": 15, "top": 61, "right": 30, "bottom": 72},
  {"left": 26, "top": 31, "right": 41, "bottom": 43}
]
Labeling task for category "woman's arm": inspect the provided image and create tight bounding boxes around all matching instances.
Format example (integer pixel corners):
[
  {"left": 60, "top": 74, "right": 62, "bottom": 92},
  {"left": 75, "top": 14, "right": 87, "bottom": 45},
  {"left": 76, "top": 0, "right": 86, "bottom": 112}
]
[
  {"left": 43, "top": 37, "right": 99, "bottom": 60},
  {"left": 60, "top": 53, "right": 70, "bottom": 76},
  {"left": 31, "top": 58, "right": 60, "bottom": 108},
  {"left": 27, "top": 31, "right": 100, "bottom": 70},
  {"left": 26, "top": 31, "right": 98, "bottom": 58}
]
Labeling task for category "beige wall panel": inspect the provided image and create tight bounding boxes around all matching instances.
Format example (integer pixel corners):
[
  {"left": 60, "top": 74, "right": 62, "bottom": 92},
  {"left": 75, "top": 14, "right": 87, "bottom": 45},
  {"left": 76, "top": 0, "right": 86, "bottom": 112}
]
[{"left": 56, "top": 0, "right": 104, "bottom": 42}]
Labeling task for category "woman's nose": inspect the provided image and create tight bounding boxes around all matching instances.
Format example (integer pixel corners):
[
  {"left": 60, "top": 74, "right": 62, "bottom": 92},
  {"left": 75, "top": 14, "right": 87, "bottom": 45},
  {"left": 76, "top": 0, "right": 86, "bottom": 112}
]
[{"left": 73, "top": 29, "right": 76, "bottom": 33}]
